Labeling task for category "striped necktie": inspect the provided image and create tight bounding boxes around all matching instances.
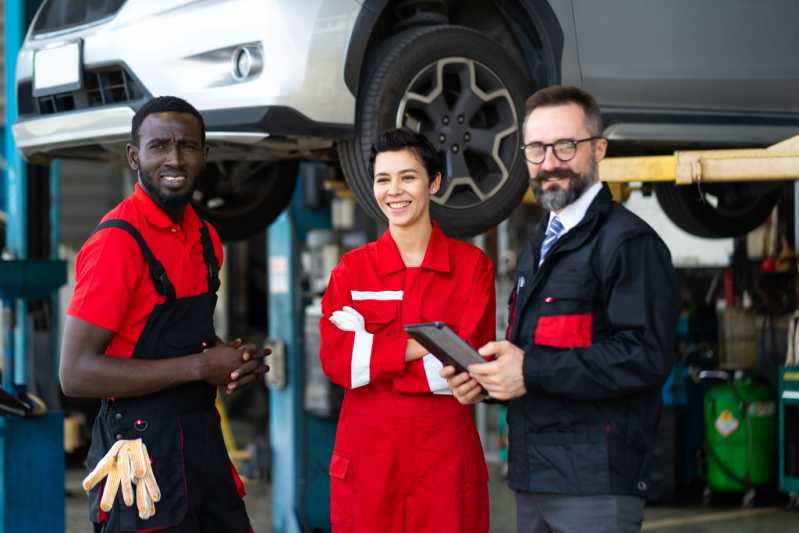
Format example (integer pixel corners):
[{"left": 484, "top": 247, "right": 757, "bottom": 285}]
[{"left": 539, "top": 216, "right": 564, "bottom": 265}]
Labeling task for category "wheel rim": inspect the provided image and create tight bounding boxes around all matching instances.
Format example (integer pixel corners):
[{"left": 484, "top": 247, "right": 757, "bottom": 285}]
[{"left": 395, "top": 57, "right": 519, "bottom": 209}]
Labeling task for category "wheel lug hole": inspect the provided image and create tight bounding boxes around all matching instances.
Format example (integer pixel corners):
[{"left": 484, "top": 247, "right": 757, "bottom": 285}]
[
  {"left": 439, "top": 134, "right": 447, "bottom": 143},
  {"left": 451, "top": 145, "right": 460, "bottom": 153},
  {"left": 463, "top": 132, "right": 471, "bottom": 142},
  {"left": 457, "top": 115, "right": 465, "bottom": 124},
  {"left": 442, "top": 115, "right": 450, "bottom": 125}
]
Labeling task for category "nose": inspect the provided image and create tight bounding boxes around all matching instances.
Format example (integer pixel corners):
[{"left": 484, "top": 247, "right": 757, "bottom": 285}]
[
  {"left": 387, "top": 177, "right": 402, "bottom": 195},
  {"left": 164, "top": 141, "right": 184, "bottom": 166}
]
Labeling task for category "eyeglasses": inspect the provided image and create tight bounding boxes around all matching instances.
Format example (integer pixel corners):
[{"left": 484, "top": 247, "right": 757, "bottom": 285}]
[{"left": 520, "top": 136, "right": 602, "bottom": 164}]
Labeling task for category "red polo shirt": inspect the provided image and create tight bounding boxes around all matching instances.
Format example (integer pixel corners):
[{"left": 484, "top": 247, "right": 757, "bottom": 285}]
[{"left": 67, "top": 184, "right": 224, "bottom": 358}]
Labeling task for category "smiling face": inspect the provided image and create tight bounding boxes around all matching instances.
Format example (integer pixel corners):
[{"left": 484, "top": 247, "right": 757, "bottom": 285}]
[
  {"left": 373, "top": 148, "right": 441, "bottom": 231},
  {"left": 524, "top": 103, "right": 607, "bottom": 212},
  {"left": 126, "top": 111, "right": 208, "bottom": 218}
]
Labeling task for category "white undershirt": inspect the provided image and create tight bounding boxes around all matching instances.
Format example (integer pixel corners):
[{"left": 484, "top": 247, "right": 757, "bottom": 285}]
[{"left": 548, "top": 181, "right": 603, "bottom": 236}]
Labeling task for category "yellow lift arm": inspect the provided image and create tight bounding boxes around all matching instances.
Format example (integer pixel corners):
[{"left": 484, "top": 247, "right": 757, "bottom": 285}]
[{"left": 600, "top": 133, "right": 799, "bottom": 185}]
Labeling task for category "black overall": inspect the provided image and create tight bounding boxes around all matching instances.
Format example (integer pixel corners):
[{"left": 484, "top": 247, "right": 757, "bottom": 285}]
[{"left": 85, "top": 219, "right": 250, "bottom": 532}]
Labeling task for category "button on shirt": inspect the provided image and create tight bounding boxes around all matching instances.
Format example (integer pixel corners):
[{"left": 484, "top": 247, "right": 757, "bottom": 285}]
[{"left": 67, "top": 184, "right": 224, "bottom": 359}]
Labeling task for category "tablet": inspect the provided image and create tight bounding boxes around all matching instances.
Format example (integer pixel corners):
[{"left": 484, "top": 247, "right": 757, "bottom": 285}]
[{"left": 404, "top": 321, "right": 486, "bottom": 374}]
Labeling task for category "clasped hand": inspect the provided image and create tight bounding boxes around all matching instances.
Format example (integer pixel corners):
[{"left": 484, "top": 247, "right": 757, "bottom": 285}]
[
  {"left": 202, "top": 338, "right": 271, "bottom": 394},
  {"left": 82, "top": 438, "right": 161, "bottom": 520}
]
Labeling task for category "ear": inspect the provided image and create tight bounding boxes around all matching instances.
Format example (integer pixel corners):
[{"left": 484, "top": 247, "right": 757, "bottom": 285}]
[
  {"left": 593, "top": 137, "right": 608, "bottom": 163},
  {"left": 126, "top": 143, "right": 139, "bottom": 171},
  {"left": 429, "top": 172, "right": 442, "bottom": 195}
]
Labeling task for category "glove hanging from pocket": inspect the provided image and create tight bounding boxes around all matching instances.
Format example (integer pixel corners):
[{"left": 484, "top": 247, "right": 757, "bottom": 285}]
[{"left": 82, "top": 438, "right": 162, "bottom": 520}]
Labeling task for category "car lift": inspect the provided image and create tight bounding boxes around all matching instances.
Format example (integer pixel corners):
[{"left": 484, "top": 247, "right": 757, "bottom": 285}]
[{"left": 0, "top": 3, "right": 67, "bottom": 532}]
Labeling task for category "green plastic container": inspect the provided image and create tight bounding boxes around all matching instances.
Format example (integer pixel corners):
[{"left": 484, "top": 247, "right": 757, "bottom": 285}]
[{"left": 704, "top": 377, "right": 776, "bottom": 492}]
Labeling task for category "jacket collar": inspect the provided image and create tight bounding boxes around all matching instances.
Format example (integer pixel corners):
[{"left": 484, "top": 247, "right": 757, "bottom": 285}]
[
  {"left": 375, "top": 222, "right": 451, "bottom": 276},
  {"left": 132, "top": 183, "right": 201, "bottom": 233}
]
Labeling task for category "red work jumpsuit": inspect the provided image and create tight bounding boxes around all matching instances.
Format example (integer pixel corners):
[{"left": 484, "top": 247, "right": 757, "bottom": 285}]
[{"left": 320, "top": 224, "right": 495, "bottom": 533}]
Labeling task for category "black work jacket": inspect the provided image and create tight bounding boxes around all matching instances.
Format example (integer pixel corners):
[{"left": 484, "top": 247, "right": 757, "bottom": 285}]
[{"left": 506, "top": 185, "right": 679, "bottom": 496}]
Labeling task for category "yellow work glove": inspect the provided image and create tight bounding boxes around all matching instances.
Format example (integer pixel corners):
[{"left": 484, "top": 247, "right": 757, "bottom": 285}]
[{"left": 82, "top": 438, "right": 162, "bottom": 520}]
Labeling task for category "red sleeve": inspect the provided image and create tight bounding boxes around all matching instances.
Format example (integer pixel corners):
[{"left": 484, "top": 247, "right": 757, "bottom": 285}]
[
  {"left": 393, "top": 253, "right": 496, "bottom": 394},
  {"left": 66, "top": 228, "right": 146, "bottom": 332},
  {"left": 319, "top": 261, "right": 406, "bottom": 390}
]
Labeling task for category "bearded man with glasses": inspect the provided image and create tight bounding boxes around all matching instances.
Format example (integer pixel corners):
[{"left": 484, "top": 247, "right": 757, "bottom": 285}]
[{"left": 442, "top": 85, "right": 680, "bottom": 533}]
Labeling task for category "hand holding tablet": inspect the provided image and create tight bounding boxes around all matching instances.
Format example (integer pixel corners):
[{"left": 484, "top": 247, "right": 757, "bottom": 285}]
[{"left": 404, "top": 322, "right": 486, "bottom": 374}]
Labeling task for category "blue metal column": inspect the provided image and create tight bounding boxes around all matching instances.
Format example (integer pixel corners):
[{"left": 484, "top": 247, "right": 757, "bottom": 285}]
[
  {"left": 49, "top": 160, "right": 61, "bottom": 380},
  {"left": 3, "top": 0, "right": 28, "bottom": 393},
  {"left": 0, "top": 3, "right": 65, "bottom": 532},
  {"left": 268, "top": 162, "right": 337, "bottom": 532},
  {"left": 268, "top": 201, "right": 303, "bottom": 533}
]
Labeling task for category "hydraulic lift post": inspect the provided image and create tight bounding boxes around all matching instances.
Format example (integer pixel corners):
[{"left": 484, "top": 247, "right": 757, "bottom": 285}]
[
  {"left": 0, "top": 2, "right": 65, "bottom": 532},
  {"left": 268, "top": 163, "right": 337, "bottom": 532}
]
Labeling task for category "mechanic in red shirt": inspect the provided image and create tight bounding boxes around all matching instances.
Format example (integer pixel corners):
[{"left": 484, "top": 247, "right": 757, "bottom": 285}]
[
  {"left": 60, "top": 96, "right": 267, "bottom": 532},
  {"left": 320, "top": 128, "right": 495, "bottom": 532}
]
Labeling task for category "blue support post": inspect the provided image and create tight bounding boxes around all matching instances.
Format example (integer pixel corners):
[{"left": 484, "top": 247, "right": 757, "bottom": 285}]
[
  {"left": 268, "top": 162, "right": 337, "bottom": 532},
  {"left": 4, "top": 0, "right": 28, "bottom": 389},
  {"left": 0, "top": 2, "right": 66, "bottom": 532},
  {"left": 268, "top": 207, "right": 303, "bottom": 533},
  {"left": 50, "top": 160, "right": 61, "bottom": 381}
]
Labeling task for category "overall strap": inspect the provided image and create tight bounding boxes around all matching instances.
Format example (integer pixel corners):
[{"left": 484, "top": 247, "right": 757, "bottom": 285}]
[
  {"left": 93, "top": 219, "right": 177, "bottom": 300},
  {"left": 199, "top": 221, "right": 221, "bottom": 294}
]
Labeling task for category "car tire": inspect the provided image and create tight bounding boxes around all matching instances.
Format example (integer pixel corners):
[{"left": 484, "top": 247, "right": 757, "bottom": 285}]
[
  {"left": 339, "top": 25, "right": 533, "bottom": 237},
  {"left": 192, "top": 160, "right": 298, "bottom": 242},
  {"left": 654, "top": 182, "right": 784, "bottom": 238}
]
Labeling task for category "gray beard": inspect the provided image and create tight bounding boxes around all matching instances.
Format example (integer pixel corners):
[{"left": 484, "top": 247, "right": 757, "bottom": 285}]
[{"left": 531, "top": 164, "right": 597, "bottom": 212}]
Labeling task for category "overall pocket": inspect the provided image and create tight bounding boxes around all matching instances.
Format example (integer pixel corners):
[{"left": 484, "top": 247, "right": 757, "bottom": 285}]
[
  {"left": 329, "top": 452, "right": 353, "bottom": 530},
  {"left": 110, "top": 414, "right": 189, "bottom": 531}
]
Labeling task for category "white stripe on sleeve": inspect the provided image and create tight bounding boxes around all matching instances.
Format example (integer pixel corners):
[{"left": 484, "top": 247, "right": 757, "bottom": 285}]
[
  {"left": 350, "top": 331, "right": 373, "bottom": 388},
  {"left": 350, "top": 290, "right": 404, "bottom": 301},
  {"left": 423, "top": 353, "right": 453, "bottom": 395}
]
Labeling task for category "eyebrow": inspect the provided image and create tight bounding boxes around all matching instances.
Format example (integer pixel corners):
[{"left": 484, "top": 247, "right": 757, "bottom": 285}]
[
  {"left": 146, "top": 136, "right": 201, "bottom": 144},
  {"left": 375, "top": 168, "right": 420, "bottom": 177}
]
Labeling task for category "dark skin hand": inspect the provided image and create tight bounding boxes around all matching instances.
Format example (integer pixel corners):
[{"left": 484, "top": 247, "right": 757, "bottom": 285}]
[{"left": 60, "top": 316, "right": 269, "bottom": 398}]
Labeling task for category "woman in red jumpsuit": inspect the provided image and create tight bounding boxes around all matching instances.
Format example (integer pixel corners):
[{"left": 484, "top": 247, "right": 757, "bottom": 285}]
[{"left": 320, "top": 128, "right": 495, "bottom": 532}]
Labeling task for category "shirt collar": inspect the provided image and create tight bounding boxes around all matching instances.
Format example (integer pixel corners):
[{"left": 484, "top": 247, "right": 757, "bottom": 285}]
[
  {"left": 132, "top": 183, "right": 201, "bottom": 233},
  {"left": 549, "top": 180, "right": 603, "bottom": 234},
  {"left": 375, "top": 222, "right": 451, "bottom": 276}
]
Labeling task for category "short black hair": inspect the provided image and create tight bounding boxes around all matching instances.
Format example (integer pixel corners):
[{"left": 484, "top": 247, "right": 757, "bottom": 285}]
[
  {"left": 131, "top": 96, "right": 206, "bottom": 145},
  {"left": 368, "top": 128, "right": 442, "bottom": 182},
  {"left": 524, "top": 85, "right": 603, "bottom": 136}
]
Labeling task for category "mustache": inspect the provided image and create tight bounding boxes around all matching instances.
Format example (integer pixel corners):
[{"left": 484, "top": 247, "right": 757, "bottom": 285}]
[{"left": 532, "top": 169, "right": 580, "bottom": 183}]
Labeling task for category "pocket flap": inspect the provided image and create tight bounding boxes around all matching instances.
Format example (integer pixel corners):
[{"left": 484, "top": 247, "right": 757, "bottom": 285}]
[
  {"left": 535, "top": 313, "right": 592, "bottom": 348},
  {"left": 329, "top": 453, "right": 350, "bottom": 480}
]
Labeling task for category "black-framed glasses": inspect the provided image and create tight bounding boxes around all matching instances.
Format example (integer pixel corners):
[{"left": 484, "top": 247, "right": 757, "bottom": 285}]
[{"left": 520, "top": 136, "right": 602, "bottom": 164}]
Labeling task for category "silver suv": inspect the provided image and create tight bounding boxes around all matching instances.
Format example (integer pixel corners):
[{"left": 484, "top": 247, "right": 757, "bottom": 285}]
[{"left": 14, "top": 0, "right": 799, "bottom": 240}]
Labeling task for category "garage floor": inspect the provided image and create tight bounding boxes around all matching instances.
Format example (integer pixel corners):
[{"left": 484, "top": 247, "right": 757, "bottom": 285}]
[{"left": 64, "top": 467, "right": 796, "bottom": 532}]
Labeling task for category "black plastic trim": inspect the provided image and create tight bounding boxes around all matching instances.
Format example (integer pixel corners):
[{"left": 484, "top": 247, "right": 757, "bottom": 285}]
[
  {"left": 344, "top": 0, "right": 563, "bottom": 97},
  {"left": 513, "top": 0, "right": 564, "bottom": 85},
  {"left": 344, "top": 0, "right": 390, "bottom": 96},
  {"left": 202, "top": 106, "right": 354, "bottom": 139},
  {"left": 603, "top": 111, "right": 799, "bottom": 128}
]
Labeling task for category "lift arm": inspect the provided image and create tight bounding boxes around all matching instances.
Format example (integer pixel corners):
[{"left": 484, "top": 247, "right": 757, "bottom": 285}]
[{"left": 599, "top": 134, "right": 799, "bottom": 185}]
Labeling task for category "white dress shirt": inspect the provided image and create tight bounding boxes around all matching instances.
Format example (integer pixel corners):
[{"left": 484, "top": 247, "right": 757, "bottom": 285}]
[{"left": 547, "top": 180, "right": 603, "bottom": 236}]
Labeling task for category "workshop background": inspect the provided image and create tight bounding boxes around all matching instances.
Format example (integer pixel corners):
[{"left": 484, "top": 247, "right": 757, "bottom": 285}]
[{"left": 1, "top": 1, "right": 798, "bottom": 532}]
